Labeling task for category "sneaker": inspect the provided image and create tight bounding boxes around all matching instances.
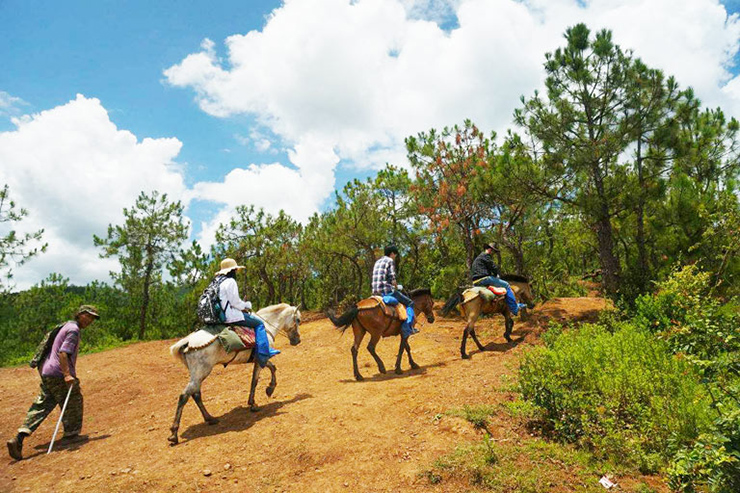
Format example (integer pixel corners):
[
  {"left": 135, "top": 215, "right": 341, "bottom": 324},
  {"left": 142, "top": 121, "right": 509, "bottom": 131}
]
[
  {"left": 410, "top": 327, "right": 419, "bottom": 335},
  {"left": 517, "top": 303, "right": 527, "bottom": 311},
  {"left": 6, "top": 437, "right": 22, "bottom": 461}
]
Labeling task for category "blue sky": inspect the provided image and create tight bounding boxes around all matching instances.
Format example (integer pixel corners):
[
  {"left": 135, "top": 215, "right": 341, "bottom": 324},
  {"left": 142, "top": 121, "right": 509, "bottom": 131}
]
[{"left": 2, "top": 0, "right": 740, "bottom": 288}]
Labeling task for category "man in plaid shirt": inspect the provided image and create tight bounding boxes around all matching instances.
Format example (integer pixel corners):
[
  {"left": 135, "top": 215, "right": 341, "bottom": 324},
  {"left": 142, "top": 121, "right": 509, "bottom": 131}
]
[{"left": 372, "top": 245, "right": 417, "bottom": 335}]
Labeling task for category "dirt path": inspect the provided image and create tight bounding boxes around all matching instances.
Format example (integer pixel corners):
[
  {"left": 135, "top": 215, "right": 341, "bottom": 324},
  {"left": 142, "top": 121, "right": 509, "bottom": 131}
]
[{"left": 0, "top": 297, "right": 660, "bottom": 492}]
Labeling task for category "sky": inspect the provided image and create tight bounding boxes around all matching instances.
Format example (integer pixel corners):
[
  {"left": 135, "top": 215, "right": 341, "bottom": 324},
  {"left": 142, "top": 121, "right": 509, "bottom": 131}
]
[{"left": 1, "top": 0, "right": 740, "bottom": 290}]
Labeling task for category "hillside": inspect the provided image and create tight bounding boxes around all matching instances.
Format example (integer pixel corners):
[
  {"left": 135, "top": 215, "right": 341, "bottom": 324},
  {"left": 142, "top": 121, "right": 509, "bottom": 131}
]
[{"left": 0, "top": 296, "right": 666, "bottom": 492}]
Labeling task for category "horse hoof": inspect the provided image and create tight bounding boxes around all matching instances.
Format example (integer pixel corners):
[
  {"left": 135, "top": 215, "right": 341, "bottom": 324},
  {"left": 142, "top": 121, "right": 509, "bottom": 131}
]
[
  {"left": 355, "top": 375, "right": 364, "bottom": 382},
  {"left": 410, "top": 363, "right": 420, "bottom": 370},
  {"left": 395, "top": 368, "right": 403, "bottom": 375},
  {"left": 461, "top": 353, "right": 471, "bottom": 360},
  {"left": 167, "top": 435, "right": 179, "bottom": 446},
  {"left": 206, "top": 417, "right": 219, "bottom": 425},
  {"left": 266, "top": 386, "right": 275, "bottom": 397},
  {"left": 378, "top": 368, "right": 387, "bottom": 374},
  {"left": 250, "top": 405, "right": 261, "bottom": 413},
  {"left": 505, "top": 336, "right": 513, "bottom": 343}
]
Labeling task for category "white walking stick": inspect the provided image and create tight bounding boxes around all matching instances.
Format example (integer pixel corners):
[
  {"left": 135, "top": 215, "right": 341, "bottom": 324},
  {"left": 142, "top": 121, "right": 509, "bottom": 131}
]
[{"left": 47, "top": 383, "right": 74, "bottom": 454}]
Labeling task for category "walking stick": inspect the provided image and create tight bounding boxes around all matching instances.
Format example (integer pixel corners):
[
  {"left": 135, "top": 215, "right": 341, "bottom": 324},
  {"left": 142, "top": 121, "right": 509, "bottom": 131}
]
[{"left": 47, "top": 382, "right": 74, "bottom": 454}]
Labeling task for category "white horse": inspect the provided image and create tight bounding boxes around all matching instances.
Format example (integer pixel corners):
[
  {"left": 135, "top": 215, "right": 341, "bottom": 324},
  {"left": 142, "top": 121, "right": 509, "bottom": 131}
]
[{"left": 167, "top": 303, "right": 301, "bottom": 445}]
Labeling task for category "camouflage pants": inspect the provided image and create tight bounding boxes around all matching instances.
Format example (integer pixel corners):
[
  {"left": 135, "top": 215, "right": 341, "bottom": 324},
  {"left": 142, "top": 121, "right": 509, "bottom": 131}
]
[{"left": 18, "top": 376, "right": 83, "bottom": 437}]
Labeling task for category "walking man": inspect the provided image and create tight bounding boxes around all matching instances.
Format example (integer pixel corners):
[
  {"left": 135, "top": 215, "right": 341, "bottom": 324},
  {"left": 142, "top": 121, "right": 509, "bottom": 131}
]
[{"left": 7, "top": 305, "right": 99, "bottom": 460}]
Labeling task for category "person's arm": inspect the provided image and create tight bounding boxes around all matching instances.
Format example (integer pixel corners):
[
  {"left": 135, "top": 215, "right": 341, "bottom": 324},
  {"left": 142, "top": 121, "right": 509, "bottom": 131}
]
[
  {"left": 57, "top": 327, "right": 79, "bottom": 385},
  {"left": 58, "top": 352, "right": 76, "bottom": 385},
  {"left": 388, "top": 259, "right": 398, "bottom": 288},
  {"left": 487, "top": 256, "right": 500, "bottom": 277}
]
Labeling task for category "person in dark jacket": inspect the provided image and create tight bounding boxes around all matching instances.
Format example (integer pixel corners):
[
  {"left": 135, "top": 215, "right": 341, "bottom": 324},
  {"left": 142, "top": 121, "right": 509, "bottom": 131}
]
[{"left": 470, "top": 244, "right": 526, "bottom": 315}]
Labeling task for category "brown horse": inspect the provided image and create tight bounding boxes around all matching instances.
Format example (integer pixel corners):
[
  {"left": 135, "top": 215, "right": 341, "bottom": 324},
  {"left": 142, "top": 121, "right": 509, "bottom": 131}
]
[
  {"left": 327, "top": 289, "right": 435, "bottom": 381},
  {"left": 441, "top": 275, "right": 535, "bottom": 359}
]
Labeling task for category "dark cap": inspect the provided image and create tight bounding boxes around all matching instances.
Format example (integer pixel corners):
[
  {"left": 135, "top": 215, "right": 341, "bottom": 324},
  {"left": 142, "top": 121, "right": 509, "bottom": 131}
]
[
  {"left": 76, "top": 305, "right": 100, "bottom": 319},
  {"left": 384, "top": 245, "right": 399, "bottom": 256}
]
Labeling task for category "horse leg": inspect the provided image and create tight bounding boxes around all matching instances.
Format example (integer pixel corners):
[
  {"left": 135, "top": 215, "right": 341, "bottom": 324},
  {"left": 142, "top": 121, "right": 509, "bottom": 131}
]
[
  {"left": 470, "top": 328, "right": 486, "bottom": 351},
  {"left": 352, "top": 322, "right": 366, "bottom": 381},
  {"left": 366, "top": 332, "right": 386, "bottom": 374},
  {"left": 193, "top": 391, "right": 219, "bottom": 425},
  {"left": 168, "top": 393, "right": 189, "bottom": 446},
  {"left": 404, "top": 338, "right": 419, "bottom": 370},
  {"left": 504, "top": 313, "right": 514, "bottom": 343},
  {"left": 461, "top": 322, "right": 472, "bottom": 359},
  {"left": 168, "top": 353, "right": 214, "bottom": 445},
  {"left": 248, "top": 359, "right": 263, "bottom": 412},
  {"left": 265, "top": 361, "right": 277, "bottom": 397},
  {"left": 395, "top": 334, "right": 408, "bottom": 374}
]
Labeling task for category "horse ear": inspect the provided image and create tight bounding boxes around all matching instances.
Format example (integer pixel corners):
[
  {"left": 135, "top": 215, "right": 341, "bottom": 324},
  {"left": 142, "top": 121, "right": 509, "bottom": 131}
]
[{"left": 296, "top": 303, "right": 302, "bottom": 311}]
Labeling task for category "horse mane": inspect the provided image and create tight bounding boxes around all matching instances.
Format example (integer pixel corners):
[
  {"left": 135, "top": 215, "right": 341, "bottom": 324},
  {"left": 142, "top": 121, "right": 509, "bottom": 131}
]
[
  {"left": 409, "top": 288, "right": 431, "bottom": 297},
  {"left": 501, "top": 273, "right": 529, "bottom": 283}
]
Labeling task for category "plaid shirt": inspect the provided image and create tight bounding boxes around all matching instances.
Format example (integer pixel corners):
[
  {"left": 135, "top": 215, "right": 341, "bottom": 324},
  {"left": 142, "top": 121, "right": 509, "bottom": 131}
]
[{"left": 372, "top": 256, "right": 396, "bottom": 295}]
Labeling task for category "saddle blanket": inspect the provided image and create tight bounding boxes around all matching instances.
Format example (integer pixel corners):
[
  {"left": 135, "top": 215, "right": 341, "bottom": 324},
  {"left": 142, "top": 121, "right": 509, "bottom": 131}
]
[
  {"left": 357, "top": 296, "right": 407, "bottom": 321},
  {"left": 463, "top": 286, "right": 506, "bottom": 304},
  {"left": 201, "top": 325, "right": 256, "bottom": 353}
]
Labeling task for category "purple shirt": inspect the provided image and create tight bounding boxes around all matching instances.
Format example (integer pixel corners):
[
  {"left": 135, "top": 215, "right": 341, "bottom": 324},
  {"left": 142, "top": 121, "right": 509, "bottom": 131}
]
[{"left": 40, "top": 321, "right": 80, "bottom": 378}]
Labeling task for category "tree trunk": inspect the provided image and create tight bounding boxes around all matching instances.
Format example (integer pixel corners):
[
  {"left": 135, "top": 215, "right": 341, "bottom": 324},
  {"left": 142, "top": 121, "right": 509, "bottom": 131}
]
[
  {"left": 592, "top": 162, "right": 621, "bottom": 296},
  {"left": 258, "top": 265, "right": 275, "bottom": 305},
  {"left": 635, "top": 136, "right": 649, "bottom": 291},
  {"left": 595, "top": 217, "right": 621, "bottom": 296},
  {"left": 139, "top": 256, "right": 154, "bottom": 340}
]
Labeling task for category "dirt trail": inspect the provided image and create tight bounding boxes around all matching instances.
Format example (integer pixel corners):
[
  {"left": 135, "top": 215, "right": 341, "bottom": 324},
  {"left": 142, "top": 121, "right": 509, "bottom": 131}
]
[{"left": 0, "top": 296, "right": 657, "bottom": 492}]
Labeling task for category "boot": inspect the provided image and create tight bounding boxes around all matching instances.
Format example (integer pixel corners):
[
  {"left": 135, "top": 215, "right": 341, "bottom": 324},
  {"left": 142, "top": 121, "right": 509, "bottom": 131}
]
[{"left": 7, "top": 432, "right": 26, "bottom": 461}]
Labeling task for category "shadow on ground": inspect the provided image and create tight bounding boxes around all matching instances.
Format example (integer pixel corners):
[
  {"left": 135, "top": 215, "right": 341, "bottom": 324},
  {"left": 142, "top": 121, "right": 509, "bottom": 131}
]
[
  {"left": 27, "top": 433, "right": 112, "bottom": 459},
  {"left": 339, "top": 361, "right": 447, "bottom": 383},
  {"left": 180, "top": 393, "right": 312, "bottom": 442}
]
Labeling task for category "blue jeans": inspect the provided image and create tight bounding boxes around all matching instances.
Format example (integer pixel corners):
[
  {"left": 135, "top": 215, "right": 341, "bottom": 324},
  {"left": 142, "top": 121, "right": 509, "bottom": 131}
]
[
  {"left": 384, "top": 290, "right": 415, "bottom": 337},
  {"left": 474, "top": 277, "right": 520, "bottom": 315},
  {"left": 229, "top": 313, "right": 280, "bottom": 367}
]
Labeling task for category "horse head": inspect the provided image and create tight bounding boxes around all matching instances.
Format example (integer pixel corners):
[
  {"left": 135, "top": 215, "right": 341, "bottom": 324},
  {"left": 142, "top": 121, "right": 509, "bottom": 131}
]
[
  {"left": 410, "top": 288, "right": 435, "bottom": 323},
  {"left": 287, "top": 305, "right": 302, "bottom": 346},
  {"left": 502, "top": 274, "right": 536, "bottom": 309},
  {"left": 256, "top": 303, "right": 302, "bottom": 346}
]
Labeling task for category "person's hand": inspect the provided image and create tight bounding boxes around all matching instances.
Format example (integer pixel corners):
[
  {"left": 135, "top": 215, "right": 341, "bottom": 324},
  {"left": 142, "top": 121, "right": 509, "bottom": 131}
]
[
  {"left": 244, "top": 301, "right": 252, "bottom": 311},
  {"left": 397, "top": 284, "right": 404, "bottom": 291},
  {"left": 64, "top": 374, "right": 77, "bottom": 386}
]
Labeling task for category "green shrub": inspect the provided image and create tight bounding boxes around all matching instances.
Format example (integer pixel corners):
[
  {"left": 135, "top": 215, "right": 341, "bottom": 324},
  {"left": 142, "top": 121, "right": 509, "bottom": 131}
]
[{"left": 518, "top": 322, "right": 713, "bottom": 472}]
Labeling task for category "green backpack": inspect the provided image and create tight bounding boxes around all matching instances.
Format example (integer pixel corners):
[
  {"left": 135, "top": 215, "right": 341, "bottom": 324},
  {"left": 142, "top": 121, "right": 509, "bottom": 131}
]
[{"left": 29, "top": 322, "right": 66, "bottom": 369}]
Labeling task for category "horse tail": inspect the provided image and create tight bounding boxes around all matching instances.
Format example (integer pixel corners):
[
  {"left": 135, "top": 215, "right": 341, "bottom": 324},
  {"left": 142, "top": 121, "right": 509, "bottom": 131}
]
[
  {"left": 441, "top": 290, "right": 463, "bottom": 317},
  {"left": 170, "top": 337, "right": 190, "bottom": 366},
  {"left": 326, "top": 306, "right": 358, "bottom": 332}
]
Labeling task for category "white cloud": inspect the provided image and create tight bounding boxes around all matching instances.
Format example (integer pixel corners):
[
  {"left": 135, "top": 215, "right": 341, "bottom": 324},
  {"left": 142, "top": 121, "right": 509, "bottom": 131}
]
[
  {"left": 0, "top": 94, "right": 188, "bottom": 289},
  {"left": 0, "top": 91, "right": 27, "bottom": 116},
  {"left": 164, "top": 0, "right": 740, "bottom": 228},
  {"left": 191, "top": 134, "right": 340, "bottom": 250}
]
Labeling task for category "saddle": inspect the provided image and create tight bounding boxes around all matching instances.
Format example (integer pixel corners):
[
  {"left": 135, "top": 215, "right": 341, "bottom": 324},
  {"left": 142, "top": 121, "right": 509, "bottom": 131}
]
[
  {"left": 357, "top": 296, "right": 407, "bottom": 321},
  {"left": 463, "top": 286, "right": 506, "bottom": 304}
]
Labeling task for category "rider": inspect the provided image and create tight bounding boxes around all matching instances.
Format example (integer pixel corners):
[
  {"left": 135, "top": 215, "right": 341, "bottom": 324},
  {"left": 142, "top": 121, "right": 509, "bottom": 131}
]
[
  {"left": 371, "top": 245, "right": 417, "bottom": 336},
  {"left": 216, "top": 258, "right": 279, "bottom": 367},
  {"left": 470, "top": 243, "right": 527, "bottom": 316}
]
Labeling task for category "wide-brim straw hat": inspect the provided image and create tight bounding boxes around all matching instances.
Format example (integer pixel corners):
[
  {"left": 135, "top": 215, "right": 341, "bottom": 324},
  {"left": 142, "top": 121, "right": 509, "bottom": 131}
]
[{"left": 216, "top": 258, "right": 245, "bottom": 276}]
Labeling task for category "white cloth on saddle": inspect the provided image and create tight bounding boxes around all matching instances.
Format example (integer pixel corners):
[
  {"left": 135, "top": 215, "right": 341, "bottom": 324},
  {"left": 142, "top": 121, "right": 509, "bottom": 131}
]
[{"left": 181, "top": 329, "right": 219, "bottom": 352}]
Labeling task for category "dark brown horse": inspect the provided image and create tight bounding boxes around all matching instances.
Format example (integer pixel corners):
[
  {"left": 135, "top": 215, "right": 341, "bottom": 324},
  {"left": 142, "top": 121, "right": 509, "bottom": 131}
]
[
  {"left": 327, "top": 289, "right": 435, "bottom": 381},
  {"left": 441, "top": 275, "right": 535, "bottom": 359}
]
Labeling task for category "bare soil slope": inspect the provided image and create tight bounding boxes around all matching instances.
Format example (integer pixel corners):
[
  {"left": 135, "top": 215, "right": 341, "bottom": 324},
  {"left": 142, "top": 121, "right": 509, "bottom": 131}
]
[{"left": 0, "top": 297, "right": 662, "bottom": 492}]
